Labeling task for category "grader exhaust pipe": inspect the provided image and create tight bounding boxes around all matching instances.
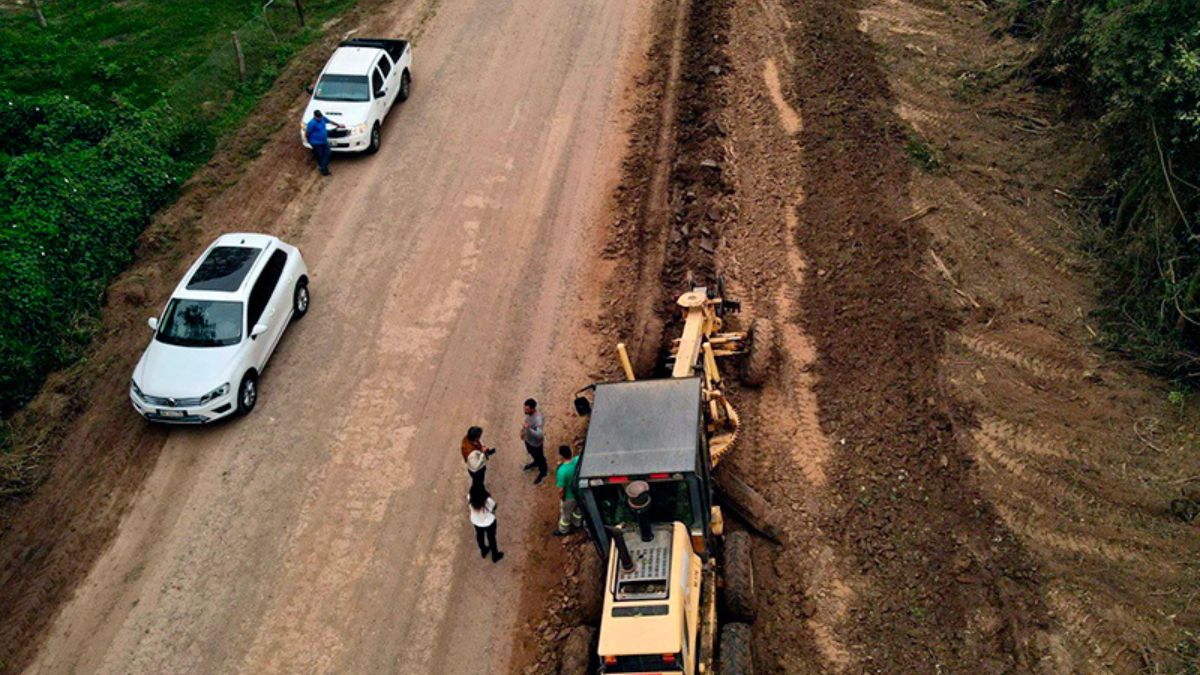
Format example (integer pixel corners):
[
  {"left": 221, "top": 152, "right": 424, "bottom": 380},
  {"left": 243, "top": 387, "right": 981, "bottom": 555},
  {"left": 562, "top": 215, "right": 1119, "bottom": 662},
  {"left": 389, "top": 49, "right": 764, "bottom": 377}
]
[{"left": 626, "top": 480, "right": 653, "bottom": 543}]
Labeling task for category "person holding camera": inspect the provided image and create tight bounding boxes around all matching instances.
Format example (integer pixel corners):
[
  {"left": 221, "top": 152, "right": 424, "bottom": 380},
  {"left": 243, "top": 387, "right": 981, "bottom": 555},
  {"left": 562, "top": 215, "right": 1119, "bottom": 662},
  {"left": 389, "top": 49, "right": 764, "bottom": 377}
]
[{"left": 461, "top": 426, "right": 496, "bottom": 488}]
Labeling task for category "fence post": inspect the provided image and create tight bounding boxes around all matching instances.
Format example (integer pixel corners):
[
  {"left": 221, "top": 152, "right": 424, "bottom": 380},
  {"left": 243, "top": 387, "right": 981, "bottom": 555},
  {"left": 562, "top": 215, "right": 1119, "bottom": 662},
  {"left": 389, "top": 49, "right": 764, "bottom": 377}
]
[
  {"left": 232, "top": 31, "right": 246, "bottom": 81},
  {"left": 293, "top": 0, "right": 306, "bottom": 26},
  {"left": 31, "top": 0, "right": 47, "bottom": 27}
]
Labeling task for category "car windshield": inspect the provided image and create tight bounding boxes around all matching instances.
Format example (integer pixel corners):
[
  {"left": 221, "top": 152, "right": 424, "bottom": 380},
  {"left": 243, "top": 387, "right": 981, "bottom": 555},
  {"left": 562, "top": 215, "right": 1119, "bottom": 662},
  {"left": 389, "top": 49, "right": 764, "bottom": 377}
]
[
  {"left": 314, "top": 74, "right": 370, "bottom": 102},
  {"left": 156, "top": 299, "right": 243, "bottom": 347}
]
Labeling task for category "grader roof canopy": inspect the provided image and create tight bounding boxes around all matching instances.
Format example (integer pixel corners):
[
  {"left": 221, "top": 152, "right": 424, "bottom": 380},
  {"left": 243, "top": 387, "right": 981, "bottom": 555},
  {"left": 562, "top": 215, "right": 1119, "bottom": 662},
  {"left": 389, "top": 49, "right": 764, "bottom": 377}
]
[{"left": 579, "top": 377, "right": 703, "bottom": 479}]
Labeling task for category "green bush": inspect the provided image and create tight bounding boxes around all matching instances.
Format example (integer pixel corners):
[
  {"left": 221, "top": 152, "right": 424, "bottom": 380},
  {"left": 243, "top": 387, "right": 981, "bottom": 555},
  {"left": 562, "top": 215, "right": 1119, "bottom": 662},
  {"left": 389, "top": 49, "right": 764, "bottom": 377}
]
[
  {"left": 0, "top": 92, "right": 183, "bottom": 415},
  {"left": 1014, "top": 0, "right": 1200, "bottom": 377}
]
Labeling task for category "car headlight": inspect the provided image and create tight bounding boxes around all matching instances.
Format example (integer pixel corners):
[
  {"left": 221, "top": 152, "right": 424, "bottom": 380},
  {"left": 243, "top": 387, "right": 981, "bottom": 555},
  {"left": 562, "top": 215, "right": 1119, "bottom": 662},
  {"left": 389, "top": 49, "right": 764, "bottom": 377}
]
[
  {"left": 199, "top": 383, "right": 230, "bottom": 405},
  {"left": 352, "top": 122, "right": 368, "bottom": 135},
  {"left": 130, "top": 379, "right": 144, "bottom": 400}
]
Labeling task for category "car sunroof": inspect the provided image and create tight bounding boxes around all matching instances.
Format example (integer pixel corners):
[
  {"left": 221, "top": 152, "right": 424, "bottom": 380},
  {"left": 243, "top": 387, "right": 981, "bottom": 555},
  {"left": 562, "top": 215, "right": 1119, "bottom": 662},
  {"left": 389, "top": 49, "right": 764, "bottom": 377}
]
[{"left": 187, "top": 246, "right": 263, "bottom": 292}]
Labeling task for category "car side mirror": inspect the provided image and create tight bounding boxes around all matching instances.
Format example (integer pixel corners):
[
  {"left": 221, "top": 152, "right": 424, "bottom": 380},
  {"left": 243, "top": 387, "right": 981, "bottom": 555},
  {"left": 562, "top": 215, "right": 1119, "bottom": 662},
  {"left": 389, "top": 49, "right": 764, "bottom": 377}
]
[
  {"left": 251, "top": 323, "right": 268, "bottom": 339},
  {"left": 375, "top": 88, "right": 386, "bottom": 98},
  {"left": 147, "top": 317, "right": 159, "bottom": 331},
  {"left": 305, "top": 84, "right": 314, "bottom": 94}
]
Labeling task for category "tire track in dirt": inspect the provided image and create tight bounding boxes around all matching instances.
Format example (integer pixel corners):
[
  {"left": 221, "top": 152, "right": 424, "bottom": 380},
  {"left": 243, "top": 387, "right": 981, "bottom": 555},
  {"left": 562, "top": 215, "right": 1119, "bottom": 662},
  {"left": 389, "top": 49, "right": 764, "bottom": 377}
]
[
  {"left": 716, "top": 0, "right": 865, "bottom": 668},
  {"left": 954, "top": 332, "right": 1084, "bottom": 383}
]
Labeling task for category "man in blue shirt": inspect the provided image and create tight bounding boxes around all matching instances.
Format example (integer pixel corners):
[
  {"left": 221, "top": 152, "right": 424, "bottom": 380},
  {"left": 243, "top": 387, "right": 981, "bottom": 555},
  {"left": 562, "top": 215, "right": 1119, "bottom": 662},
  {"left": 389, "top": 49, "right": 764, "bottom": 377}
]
[{"left": 305, "top": 110, "right": 342, "bottom": 176}]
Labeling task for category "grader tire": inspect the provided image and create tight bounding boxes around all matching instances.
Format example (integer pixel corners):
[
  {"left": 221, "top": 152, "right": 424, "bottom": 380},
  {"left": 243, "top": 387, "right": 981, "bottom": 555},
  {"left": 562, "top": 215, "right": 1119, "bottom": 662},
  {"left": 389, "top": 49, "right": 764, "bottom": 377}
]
[
  {"left": 559, "top": 625, "right": 595, "bottom": 675},
  {"left": 718, "top": 623, "right": 754, "bottom": 675},
  {"left": 741, "top": 318, "right": 776, "bottom": 387},
  {"left": 721, "top": 531, "right": 757, "bottom": 623}
]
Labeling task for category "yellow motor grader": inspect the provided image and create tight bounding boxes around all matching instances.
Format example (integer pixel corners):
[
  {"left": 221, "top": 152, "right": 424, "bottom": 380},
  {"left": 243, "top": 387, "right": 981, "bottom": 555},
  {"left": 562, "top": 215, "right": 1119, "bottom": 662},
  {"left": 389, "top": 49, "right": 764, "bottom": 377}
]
[{"left": 563, "top": 285, "right": 775, "bottom": 675}]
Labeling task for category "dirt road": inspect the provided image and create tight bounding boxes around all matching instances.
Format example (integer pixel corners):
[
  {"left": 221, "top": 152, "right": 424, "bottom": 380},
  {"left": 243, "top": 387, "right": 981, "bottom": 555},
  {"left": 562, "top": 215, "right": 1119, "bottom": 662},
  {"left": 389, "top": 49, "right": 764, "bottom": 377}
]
[{"left": 25, "top": 0, "right": 647, "bottom": 672}]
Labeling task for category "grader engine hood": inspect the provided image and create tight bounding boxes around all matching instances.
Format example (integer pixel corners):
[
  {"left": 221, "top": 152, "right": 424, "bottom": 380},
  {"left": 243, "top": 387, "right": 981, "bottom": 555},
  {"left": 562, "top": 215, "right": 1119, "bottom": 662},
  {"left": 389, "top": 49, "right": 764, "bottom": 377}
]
[{"left": 597, "top": 523, "right": 701, "bottom": 672}]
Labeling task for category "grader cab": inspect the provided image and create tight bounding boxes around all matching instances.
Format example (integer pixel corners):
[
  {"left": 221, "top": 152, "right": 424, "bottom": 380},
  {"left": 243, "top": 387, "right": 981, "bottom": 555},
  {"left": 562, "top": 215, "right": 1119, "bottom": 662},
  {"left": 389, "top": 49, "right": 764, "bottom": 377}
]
[{"left": 565, "top": 286, "right": 771, "bottom": 674}]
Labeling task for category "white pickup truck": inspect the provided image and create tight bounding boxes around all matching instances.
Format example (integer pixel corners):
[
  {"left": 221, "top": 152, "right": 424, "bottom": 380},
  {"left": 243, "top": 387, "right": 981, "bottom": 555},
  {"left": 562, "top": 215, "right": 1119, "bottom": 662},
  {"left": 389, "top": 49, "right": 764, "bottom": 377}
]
[{"left": 301, "top": 38, "right": 412, "bottom": 154}]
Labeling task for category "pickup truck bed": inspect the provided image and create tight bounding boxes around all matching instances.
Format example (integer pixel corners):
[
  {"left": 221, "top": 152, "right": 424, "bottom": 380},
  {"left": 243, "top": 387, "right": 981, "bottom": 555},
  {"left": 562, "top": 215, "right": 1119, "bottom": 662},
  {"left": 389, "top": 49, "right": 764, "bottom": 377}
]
[{"left": 340, "top": 38, "right": 409, "bottom": 67}]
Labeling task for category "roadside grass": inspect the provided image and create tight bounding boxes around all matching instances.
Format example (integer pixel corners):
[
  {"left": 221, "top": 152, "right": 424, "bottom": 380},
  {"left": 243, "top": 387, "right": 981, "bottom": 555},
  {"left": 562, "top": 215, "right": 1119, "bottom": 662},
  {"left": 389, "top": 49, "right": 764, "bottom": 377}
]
[
  {"left": 3, "top": 1, "right": 269, "bottom": 109},
  {"left": 1, "top": 0, "right": 356, "bottom": 165}
]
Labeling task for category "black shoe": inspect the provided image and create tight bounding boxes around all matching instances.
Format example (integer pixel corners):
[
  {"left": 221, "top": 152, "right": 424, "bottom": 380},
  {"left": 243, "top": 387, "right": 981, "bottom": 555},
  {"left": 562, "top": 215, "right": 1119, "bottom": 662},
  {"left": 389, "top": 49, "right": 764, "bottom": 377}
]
[
  {"left": 522, "top": 462, "right": 536, "bottom": 471},
  {"left": 552, "top": 529, "right": 568, "bottom": 537},
  {"left": 492, "top": 551, "right": 505, "bottom": 563},
  {"left": 533, "top": 474, "right": 546, "bottom": 485},
  {"left": 480, "top": 548, "right": 490, "bottom": 559},
  {"left": 320, "top": 169, "right": 331, "bottom": 176}
]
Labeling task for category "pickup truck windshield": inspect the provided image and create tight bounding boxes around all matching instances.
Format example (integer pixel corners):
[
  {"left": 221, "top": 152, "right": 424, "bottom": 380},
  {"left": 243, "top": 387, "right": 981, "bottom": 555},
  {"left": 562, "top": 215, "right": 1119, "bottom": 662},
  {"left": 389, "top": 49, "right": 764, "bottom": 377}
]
[
  {"left": 156, "top": 299, "right": 243, "bottom": 347},
  {"left": 314, "top": 74, "right": 370, "bottom": 102}
]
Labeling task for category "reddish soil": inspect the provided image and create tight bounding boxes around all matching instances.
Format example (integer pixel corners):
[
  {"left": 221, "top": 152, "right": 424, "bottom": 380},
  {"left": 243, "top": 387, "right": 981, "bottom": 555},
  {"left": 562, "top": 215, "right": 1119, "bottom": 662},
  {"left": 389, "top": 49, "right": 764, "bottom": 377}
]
[{"left": 5, "top": 0, "right": 1197, "bottom": 670}]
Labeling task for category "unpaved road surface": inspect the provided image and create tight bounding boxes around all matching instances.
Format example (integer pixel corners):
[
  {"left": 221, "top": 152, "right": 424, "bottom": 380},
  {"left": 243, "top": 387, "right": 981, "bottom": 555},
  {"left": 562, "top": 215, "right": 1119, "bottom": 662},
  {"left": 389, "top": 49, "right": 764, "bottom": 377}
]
[{"left": 26, "top": 0, "right": 647, "bottom": 672}]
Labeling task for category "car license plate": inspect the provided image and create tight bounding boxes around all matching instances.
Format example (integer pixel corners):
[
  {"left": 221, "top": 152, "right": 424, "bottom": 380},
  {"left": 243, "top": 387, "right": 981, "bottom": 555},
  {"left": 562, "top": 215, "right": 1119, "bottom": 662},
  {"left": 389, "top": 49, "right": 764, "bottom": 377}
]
[{"left": 157, "top": 409, "right": 187, "bottom": 418}]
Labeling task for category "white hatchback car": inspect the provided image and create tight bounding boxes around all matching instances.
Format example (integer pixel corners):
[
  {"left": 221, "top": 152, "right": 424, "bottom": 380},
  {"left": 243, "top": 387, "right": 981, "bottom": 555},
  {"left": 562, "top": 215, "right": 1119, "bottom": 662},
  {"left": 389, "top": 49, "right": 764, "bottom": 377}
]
[{"left": 130, "top": 233, "right": 309, "bottom": 423}]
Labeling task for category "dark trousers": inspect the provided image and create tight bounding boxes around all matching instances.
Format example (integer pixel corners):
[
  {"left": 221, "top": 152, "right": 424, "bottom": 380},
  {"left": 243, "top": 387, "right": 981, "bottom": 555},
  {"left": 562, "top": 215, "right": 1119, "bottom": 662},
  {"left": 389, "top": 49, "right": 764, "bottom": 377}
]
[
  {"left": 474, "top": 522, "right": 500, "bottom": 560},
  {"left": 469, "top": 466, "right": 486, "bottom": 488},
  {"left": 525, "top": 441, "right": 547, "bottom": 478},
  {"left": 311, "top": 143, "right": 332, "bottom": 174}
]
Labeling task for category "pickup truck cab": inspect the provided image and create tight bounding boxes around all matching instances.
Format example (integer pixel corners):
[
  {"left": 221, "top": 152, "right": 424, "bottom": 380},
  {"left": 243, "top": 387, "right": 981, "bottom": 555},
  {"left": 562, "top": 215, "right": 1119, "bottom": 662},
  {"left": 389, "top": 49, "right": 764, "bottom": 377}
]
[{"left": 301, "top": 38, "right": 412, "bottom": 154}]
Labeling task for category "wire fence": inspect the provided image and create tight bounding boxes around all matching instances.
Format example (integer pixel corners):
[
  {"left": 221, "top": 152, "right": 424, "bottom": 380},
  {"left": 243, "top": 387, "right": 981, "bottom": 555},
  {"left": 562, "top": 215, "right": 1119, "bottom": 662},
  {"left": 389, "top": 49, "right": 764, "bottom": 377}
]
[{"left": 162, "top": 1, "right": 325, "bottom": 127}]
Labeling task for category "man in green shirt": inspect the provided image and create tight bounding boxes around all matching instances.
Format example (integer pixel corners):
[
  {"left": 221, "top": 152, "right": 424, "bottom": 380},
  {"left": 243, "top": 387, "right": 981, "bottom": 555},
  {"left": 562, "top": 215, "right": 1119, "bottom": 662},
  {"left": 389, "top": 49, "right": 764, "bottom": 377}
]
[{"left": 553, "top": 445, "right": 583, "bottom": 536}]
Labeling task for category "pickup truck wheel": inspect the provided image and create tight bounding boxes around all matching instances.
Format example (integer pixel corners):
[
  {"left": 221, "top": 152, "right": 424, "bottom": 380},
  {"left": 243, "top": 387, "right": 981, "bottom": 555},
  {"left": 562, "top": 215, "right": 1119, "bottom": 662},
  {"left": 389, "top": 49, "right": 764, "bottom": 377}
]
[
  {"left": 292, "top": 278, "right": 310, "bottom": 320},
  {"left": 236, "top": 371, "right": 258, "bottom": 416},
  {"left": 366, "top": 123, "right": 381, "bottom": 155},
  {"left": 721, "top": 531, "right": 757, "bottom": 622},
  {"left": 718, "top": 623, "right": 755, "bottom": 675},
  {"left": 398, "top": 70, "right": 411, "bottom": 102}
]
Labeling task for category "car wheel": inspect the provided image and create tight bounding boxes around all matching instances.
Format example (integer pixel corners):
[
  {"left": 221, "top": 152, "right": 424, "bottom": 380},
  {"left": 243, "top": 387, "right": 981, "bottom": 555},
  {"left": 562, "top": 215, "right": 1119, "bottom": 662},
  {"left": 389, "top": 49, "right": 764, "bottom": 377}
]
[
  {"left": 293, "top": 278, "right": 310, "bottom": 320},
  {"left": 237, "top": 371, "right": 258, "bottom": 416},
  {"left": 366, "top": 123, "right": 381, "bottom": 155},
  {"left": 398, "top": 70, "right": 411, "bottom": 102}
]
